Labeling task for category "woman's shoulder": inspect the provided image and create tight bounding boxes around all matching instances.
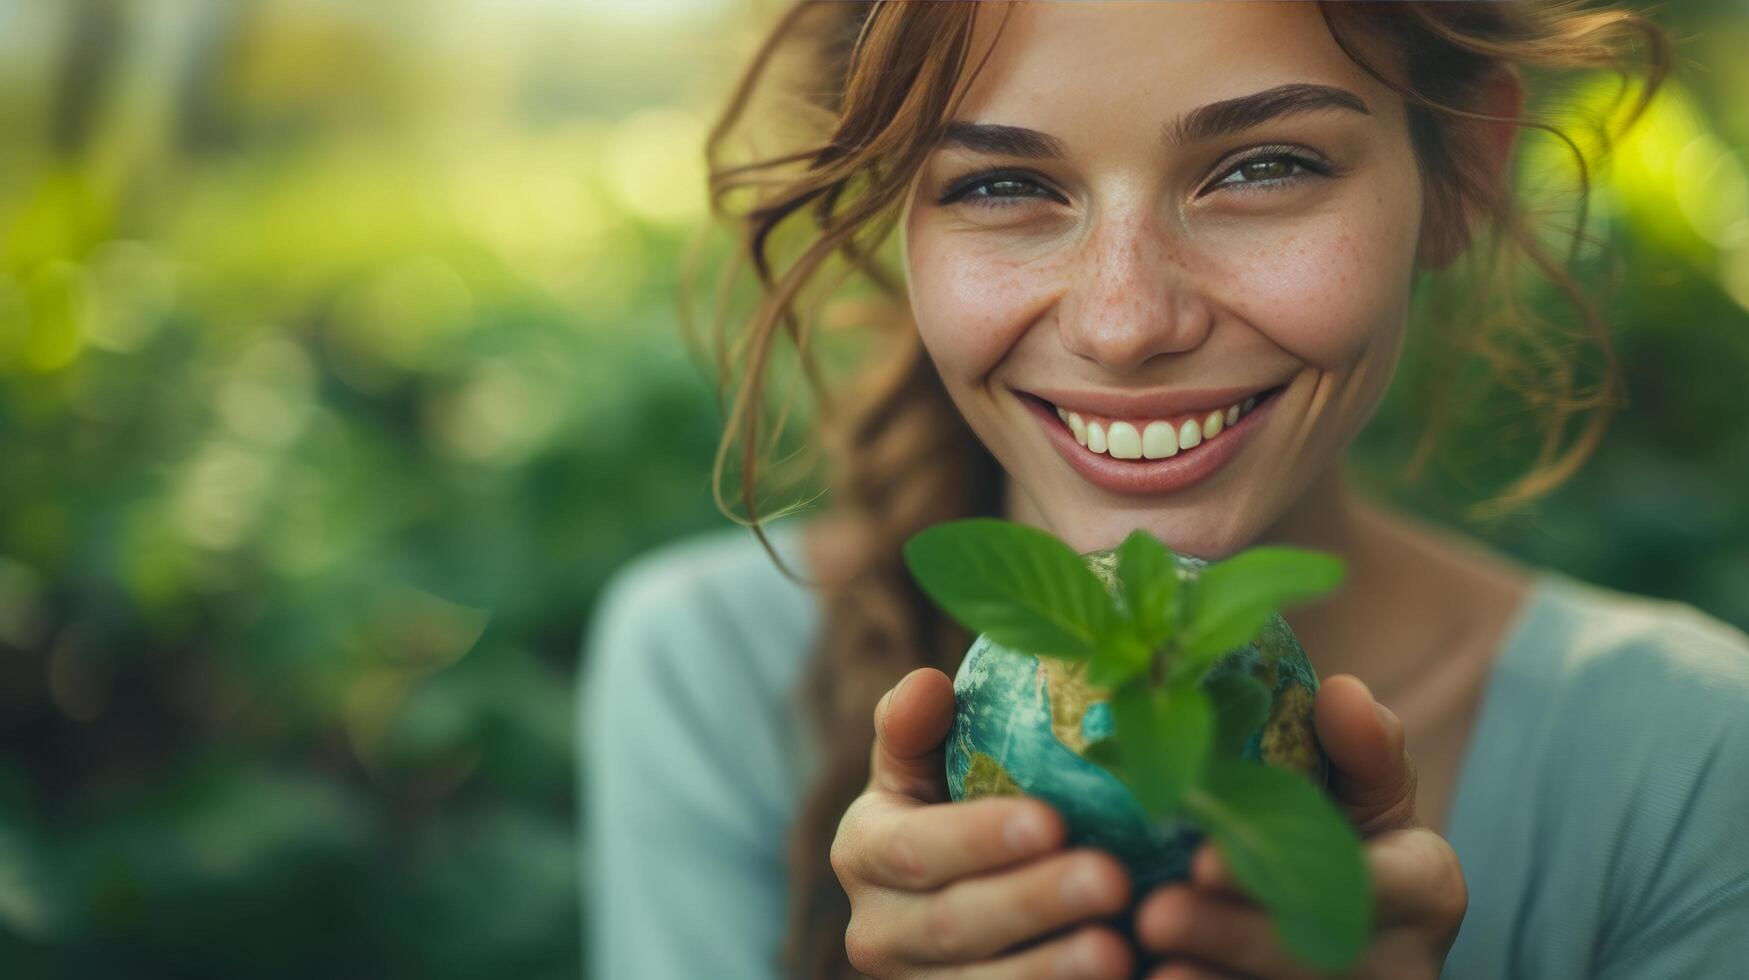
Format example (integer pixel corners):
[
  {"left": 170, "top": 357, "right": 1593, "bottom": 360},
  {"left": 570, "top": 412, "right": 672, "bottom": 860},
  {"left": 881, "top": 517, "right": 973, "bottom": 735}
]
[
  {"left": 596, "top": 516, "right": 815, "bottom": 605},
  {"left": 579, "top": 518, "right": 827, "bottom": 816},
  {"left": 1448, "top": 572, "right": 1749, "bottom": 980},
  {"left": 580, "top": 518, "right": 818, "bottom": 647},
  {"left": 583, "top": 517, "right": 822, "bottom": 689},
  {"left": 1516, "top": 568, "right": 1749, "bottom": 713},
  {"left": 1485, "top": 568, "right": 1749, "bottom": 785},
  {"left": 1470, "top": 567, "right": 1749, "bottom": 847}
]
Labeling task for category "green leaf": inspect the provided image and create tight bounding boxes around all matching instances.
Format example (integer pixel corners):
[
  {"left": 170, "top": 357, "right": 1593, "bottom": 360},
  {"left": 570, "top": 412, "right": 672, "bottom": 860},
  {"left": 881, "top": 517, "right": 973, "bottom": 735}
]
[
  {"left": 1102, "top": 678, "right": 1212, "bottom": 819},
  {"left": 1085, "top": 624, "right": 1153, "bottom": 688},
  {"left": 1081, "top": 736, "right": 1124, "bottom": 779},
  {"left": 1203, "top": 672, "right": 1271, "bottom": 758},
  {"left": 903, "top": 519, "right": 1118, "bottom": 662},
  {"left": 1115, "top": 529, "right": 1180, "bottom": 648},
  {"left": 1180, "top": 760, "right": 1372, "bottom": 973},
  {"left": 1179, "top": 547, "right": 1345, "bottom": 672}
]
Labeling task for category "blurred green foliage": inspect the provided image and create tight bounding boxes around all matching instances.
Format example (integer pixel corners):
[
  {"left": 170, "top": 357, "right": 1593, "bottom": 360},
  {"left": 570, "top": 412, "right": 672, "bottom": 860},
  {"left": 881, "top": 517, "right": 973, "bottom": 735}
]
[
  {"left": 0, "top": 1, "right": 1744, "bottom": 978},
  {"left": 0, "top": 2, "right": 753, "bottom": 976}
]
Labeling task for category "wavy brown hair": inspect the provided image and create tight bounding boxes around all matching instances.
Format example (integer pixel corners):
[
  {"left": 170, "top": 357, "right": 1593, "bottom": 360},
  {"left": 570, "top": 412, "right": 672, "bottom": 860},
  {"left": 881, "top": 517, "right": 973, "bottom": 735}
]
[{"left": 683, "top": 2, "right": 1671, "bottom": 976}]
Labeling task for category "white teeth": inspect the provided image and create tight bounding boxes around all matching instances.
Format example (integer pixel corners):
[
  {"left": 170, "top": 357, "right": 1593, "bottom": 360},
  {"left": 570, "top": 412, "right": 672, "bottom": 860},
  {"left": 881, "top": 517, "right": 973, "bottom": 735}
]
[
  {"left": 1142, "top": 421, "right": 1178, "bottom": 458},
  {"left": 1106, "top": 421, "right": 1142, "bottom": 459},
  {"left": 1053, "top": 395, "right": 1261, "bottom": 459}
]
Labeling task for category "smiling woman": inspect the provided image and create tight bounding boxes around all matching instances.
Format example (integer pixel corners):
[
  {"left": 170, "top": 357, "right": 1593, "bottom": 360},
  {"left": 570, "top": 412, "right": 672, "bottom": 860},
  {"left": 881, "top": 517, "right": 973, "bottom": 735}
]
[{"left": 580, "top": 3, "right": 1749, "bottom": 980}]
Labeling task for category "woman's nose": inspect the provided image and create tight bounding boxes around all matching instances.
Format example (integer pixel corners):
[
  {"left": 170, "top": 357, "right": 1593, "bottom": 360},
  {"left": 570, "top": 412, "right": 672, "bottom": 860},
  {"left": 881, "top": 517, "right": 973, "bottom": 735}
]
[{"left": 1055, "top": 214, "right": 1213, "bottom": 371}]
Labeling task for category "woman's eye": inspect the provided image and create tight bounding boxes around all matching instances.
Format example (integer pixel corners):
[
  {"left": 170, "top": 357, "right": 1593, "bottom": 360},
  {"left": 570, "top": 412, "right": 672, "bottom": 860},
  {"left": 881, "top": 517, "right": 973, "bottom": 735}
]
[
  {"left": 1208, "top": 152, "right": 1325, "bottom": 193},
  {"left": 937, "top": 153, "right": 1327, "bottom": 209},
  {"left": 938, "top": 172, "right": 1059, "bottom": 208}
]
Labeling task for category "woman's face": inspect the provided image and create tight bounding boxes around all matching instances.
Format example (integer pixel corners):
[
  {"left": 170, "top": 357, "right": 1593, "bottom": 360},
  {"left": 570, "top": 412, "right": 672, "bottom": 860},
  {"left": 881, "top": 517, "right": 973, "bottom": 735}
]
[{"left": 902, "top": 2, "right": 1428, "bottom": 559}]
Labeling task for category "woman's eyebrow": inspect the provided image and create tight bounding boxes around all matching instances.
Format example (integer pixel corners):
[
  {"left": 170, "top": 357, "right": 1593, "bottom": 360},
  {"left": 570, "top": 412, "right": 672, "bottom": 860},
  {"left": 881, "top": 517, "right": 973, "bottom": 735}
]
[
  {"left": 938, "top": 121, "right": 1066, "bottom": 159},
  {"left": 1167, "top": 83, "right": 1371, "bottom": 146},
  {"left": 938, "top": 82, "right": 1370, "bottom": 159}
]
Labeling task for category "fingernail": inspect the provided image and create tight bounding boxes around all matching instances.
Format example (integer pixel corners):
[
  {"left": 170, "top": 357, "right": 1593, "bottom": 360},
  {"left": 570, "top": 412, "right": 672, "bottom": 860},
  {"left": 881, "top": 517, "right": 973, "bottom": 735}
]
[
  {"left": 1004, "top": 808, "right": 1050, "bottom": 853},
  {"left": 1374, "top": 700, "right": 1397, "bottom": 729},
  {"left": 891, "top": 670, "right": 914, "bottom": 704},
  {"left": 876, "top": 673, "right": 911, "bottom": 732},
  {"left": 1193, "top": 846, "right": 1223, "bottom": 886},
  {"left": 1056, "top": 931, "right": 1098, "bottom": 980},
  {"left": 1056, "top": 933, "right": 1103, "bottom": 977},
  {"left": 1061, "top": 862, "right": 1106, "bottom": 908}
]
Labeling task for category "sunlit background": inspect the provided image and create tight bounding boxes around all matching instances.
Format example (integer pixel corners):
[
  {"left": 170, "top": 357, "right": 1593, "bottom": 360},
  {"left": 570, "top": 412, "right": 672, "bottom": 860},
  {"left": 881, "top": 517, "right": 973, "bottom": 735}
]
[{"left": 0, "top": 1, "right": 1745, "bottom": 977}]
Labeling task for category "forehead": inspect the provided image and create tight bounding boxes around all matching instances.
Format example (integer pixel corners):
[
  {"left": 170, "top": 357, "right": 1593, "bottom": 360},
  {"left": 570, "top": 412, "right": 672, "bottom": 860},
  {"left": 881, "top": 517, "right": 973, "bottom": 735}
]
[{"left": 957, "top": 2, "right": 1405, "bottom": 133}]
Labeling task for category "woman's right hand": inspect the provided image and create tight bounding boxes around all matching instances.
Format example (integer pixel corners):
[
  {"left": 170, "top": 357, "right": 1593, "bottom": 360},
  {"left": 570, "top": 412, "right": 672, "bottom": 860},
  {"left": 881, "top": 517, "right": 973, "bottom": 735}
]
[{"left": 830, "top": 667, "right": 1136, "bottom": 979}]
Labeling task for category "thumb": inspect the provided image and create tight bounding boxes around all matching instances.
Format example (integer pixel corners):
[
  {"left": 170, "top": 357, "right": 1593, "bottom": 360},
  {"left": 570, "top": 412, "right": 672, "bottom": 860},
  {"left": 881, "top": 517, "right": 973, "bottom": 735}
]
[
  {"left": 1314, "top": 674, "right": 1421, "bottom": 835},
  {"left": 868, "top": 667, "right": 955, "bottom": 804}
]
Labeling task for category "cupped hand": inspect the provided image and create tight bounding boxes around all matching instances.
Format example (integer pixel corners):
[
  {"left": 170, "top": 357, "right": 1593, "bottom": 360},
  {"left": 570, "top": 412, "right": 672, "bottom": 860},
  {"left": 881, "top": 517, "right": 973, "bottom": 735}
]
[
  {"left": 831, "top": 667, "right": 1137, "bottom": 979},
  {"left": 1134, "top": 674, "right": 1469, "bottom": 980}
]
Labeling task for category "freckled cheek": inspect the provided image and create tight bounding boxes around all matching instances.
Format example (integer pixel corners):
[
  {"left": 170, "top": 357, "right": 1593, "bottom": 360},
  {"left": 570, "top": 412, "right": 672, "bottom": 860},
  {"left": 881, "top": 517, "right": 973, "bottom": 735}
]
[
  {"left": 1204, "top": 227, "right": 1407, "bottom": 368},
  {"left": 906, "top": 235, "right": 1059, "bottom": 375}
]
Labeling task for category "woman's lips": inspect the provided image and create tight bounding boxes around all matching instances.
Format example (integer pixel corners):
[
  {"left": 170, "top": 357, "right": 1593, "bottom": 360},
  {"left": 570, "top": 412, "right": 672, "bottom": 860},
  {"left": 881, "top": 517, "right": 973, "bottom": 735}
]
[{"left": 1023, "top": 385, "right": 1283, "bottom": 495}]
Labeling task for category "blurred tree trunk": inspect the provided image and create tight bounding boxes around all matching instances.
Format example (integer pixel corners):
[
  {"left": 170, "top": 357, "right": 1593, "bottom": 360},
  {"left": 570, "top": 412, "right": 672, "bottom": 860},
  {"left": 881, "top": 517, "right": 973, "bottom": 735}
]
[{"left": 49, "top": 0, "right": 123, "bottom": 159}]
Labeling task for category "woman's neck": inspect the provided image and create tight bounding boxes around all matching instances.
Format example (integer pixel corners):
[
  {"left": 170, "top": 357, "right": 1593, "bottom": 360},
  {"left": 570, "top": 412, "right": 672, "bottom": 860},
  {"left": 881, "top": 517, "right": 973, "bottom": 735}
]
[
  {"left": 1239, "top": 462, "right": 1529, "bottom": 698},
  {"left": 1257, "top": 462, "right": 1409, "bottom": 684}
]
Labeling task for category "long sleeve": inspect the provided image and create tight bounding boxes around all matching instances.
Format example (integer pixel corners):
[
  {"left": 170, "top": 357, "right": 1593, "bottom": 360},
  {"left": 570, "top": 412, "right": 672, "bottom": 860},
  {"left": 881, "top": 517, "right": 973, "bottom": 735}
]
[{"left": 577, "top": 524, "right": 817, "bottom": 980}]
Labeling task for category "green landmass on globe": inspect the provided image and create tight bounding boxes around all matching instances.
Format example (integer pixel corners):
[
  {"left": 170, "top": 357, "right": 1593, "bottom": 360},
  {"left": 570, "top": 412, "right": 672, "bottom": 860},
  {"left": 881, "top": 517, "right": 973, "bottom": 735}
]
[{"left": 944, "top": 542, "right": 1329, "bottom": 889}]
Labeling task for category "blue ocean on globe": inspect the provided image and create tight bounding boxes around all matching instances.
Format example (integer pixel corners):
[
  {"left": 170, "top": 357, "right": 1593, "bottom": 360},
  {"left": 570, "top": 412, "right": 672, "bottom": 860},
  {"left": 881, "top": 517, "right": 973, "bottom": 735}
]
[{"left": 943, "top": 546, "right": 1328, "bottom": 890}]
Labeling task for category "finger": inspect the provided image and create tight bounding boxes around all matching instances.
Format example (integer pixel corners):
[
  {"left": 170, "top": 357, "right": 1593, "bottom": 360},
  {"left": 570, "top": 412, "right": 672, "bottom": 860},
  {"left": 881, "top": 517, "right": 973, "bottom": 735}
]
[
  {"left": 1354, "top": 925, "right": 1448, "bottom": 976},
  {"left": 869, "top": 667, "right": 956, "bottom": 802},
  {"left": 1134, "top": 884, "right": 1322, "bottom": 980},
  {"left": 947, "top": 924, "right": 1133, "bottom": 980},
  {"left": 1365, "top": 827, "right": 1469, "bottom": 934},
  {"left": 1315, "top": 674, "right": 1422, "bottom": 835},
  {"left": 849, "top": 794, "right": 1065, "bottom": 890},
  {"left": 1179, "top": 831, "right": 1467, "bottom": 951},
  {"left": 1188, "top": 843, "right": 1246, "bottom": 902},
  {"left": 896, "top": 848, "right": 1131, "bottom": 963}
]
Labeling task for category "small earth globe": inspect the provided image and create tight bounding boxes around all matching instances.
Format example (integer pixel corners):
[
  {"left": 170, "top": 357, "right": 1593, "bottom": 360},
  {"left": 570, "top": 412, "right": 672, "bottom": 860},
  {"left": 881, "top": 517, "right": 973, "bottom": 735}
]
[{"left": 944, "top": 543, "right": 1329, "bottom": 890}]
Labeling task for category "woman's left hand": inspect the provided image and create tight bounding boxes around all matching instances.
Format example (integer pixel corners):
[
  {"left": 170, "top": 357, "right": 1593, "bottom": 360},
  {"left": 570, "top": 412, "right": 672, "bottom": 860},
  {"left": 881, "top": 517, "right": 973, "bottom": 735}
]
[{"left": 1133, "top": 674, "right": 1469, "bottom": 980}]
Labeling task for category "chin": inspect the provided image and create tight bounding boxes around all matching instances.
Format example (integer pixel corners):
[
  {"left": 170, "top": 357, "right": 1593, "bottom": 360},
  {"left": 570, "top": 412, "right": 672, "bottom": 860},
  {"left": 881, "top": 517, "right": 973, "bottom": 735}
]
[{"left": 1025, "top": 493, "right": 1248, "bottom": 564}]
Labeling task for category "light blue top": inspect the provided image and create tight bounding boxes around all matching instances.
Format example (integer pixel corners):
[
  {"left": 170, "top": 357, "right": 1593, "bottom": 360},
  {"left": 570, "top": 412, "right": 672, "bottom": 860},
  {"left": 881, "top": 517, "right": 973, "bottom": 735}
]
[{"left": 578, "top": 518, "right": 1749, "bottom": 979}]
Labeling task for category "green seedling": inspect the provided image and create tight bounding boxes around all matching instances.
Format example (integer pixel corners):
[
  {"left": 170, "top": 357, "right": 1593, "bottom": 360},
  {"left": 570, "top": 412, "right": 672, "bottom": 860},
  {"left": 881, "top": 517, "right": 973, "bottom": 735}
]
[{"left": 903, "top": 518, "right": 1371, "bottom": 973}]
